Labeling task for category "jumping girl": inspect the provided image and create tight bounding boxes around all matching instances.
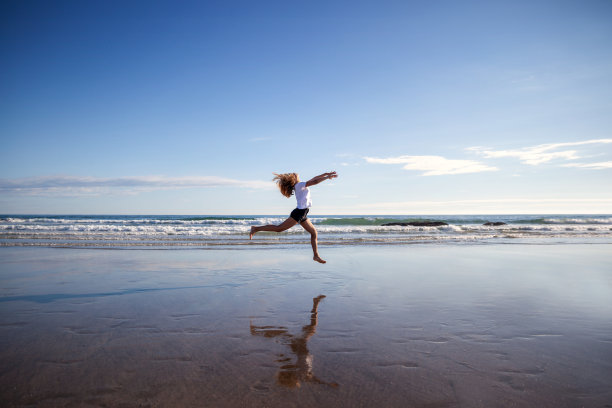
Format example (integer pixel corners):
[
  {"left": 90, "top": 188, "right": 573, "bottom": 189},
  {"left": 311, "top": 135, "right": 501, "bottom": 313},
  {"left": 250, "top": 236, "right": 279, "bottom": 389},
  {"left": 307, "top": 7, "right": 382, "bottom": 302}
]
[{"left": 249, "top": 171, "right": 338, "bottom": 264}]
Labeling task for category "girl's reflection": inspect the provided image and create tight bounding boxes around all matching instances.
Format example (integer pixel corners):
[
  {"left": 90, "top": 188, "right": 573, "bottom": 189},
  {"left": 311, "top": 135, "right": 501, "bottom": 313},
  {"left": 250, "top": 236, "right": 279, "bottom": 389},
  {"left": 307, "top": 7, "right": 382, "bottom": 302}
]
[{"left": 250, "top": 295, "right": 338, "bottom": 388}]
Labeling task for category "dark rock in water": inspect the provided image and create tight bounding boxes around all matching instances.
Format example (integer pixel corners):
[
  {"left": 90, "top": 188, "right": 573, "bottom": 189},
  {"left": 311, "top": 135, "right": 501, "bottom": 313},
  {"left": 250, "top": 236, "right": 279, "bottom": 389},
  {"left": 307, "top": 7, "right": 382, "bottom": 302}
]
[
  {"left": 483, "top": 222, "right": 506, "bottom": 226},
  {"left": 382, "top": 221, "right": 448, "bottom": 227}
]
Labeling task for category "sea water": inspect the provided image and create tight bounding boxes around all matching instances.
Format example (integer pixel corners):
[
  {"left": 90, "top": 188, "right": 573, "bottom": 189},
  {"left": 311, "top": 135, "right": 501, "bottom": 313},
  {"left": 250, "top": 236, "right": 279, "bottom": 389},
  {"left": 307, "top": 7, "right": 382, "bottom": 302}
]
[{"left": 1, "top": 214, "right": 611, "bottom": 248}]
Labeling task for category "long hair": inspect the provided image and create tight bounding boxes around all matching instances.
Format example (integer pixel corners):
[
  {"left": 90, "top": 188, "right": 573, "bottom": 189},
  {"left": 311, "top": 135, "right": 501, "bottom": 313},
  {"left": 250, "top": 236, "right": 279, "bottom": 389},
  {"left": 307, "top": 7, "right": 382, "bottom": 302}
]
[{"left": 273, "top": 173, "right": 299, "bottom": 198}]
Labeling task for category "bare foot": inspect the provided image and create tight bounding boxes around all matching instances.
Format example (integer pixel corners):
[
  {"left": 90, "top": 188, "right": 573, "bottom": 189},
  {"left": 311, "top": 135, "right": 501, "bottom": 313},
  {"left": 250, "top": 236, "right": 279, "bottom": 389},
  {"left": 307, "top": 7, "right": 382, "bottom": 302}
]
[
  {"left": 249, "top": 226, "right": 256, "bottom": 240},
  {"left": 312, "top": 295, "right": 326, "bottom": 312},
  {"left": 313, "top": 255, "right": 326, "bottom": 264}
]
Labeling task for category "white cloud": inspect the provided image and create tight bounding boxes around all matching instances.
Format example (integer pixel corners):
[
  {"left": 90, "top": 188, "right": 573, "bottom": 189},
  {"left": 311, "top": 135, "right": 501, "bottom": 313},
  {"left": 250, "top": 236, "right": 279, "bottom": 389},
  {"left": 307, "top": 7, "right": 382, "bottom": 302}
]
[
  {"left": 0, "top": 175, "right": 273, "bottom": 196},
  {"left": 562, "top": 161, "right": 612, "bottom": 169},
  {"left": 468, "top": 139, "right": 612, "bottom": 166},
  {"left": 364, "top": 155, "right": 498, "bottom": 176}
]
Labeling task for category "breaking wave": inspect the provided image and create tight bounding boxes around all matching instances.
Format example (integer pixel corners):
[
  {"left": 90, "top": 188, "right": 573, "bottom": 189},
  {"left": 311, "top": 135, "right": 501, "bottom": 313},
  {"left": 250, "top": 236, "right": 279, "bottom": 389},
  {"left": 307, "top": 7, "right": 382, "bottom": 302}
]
[{"left": 1, "top": 214, "right": 611, "bottom": 248}]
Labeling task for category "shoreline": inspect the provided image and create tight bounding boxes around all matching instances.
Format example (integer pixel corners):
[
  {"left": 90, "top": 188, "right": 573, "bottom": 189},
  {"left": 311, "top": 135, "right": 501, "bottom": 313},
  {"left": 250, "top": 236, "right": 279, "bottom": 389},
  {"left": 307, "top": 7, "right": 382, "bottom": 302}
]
[{"left": 2, "top": 237, "right": 612, "bottom": 250}]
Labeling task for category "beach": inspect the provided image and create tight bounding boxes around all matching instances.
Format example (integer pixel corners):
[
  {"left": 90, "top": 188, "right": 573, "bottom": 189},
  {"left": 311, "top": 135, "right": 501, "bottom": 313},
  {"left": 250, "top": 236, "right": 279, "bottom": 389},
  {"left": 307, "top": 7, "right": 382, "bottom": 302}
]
[
  {"left": 5, "top": 0, "right": 612, "bottom": 406},
  {"left": 1, "top": 244, "right": 611, "bottom": 407}
]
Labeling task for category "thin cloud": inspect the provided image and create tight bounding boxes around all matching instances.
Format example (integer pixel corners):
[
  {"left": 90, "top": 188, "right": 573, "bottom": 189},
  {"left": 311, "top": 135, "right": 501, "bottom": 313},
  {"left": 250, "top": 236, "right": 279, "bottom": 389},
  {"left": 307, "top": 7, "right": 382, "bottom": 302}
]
[
  {"left": 249, "top": 137, "right": 272, "bottom": 142},
  {"left": 364, "top": 155, "right": 498, "bottom": 176},
  {"left": 468, "top": 139, "right": 612, "bottom": 166},
  {"left": 0, "top": 175, "right": 273, "bottom": 196},
  {"left": 562, "top": 161, "right": 612, "bottom": 169}
]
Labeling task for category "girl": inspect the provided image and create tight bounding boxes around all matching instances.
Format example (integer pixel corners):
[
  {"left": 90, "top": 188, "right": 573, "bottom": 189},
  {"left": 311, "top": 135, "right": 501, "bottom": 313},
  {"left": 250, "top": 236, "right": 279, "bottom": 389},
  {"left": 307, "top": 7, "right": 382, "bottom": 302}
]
[{"left": 249, "top": 171, "right": 337, "bottom": 263}]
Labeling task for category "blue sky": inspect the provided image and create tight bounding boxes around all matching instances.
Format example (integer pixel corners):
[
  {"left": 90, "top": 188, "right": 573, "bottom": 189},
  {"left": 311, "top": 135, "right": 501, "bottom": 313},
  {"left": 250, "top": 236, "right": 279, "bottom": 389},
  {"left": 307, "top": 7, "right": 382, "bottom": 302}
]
[{"left": 1, "top": 0, "right": 611, "bottom": 214}]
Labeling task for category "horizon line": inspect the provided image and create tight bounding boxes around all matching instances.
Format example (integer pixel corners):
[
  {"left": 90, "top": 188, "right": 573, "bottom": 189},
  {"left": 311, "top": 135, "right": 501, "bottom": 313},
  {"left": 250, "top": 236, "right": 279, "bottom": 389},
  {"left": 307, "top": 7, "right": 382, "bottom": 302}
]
[{"left": 2, "top": 212, "right": 611, "bottom": 216}]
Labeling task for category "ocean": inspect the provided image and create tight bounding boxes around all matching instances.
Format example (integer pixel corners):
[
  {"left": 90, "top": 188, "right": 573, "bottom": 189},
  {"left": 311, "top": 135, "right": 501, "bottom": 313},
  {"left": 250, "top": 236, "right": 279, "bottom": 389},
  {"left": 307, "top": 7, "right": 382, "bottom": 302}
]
[{"left": 1, "top": 214, "right": 611, "bottom": 248}]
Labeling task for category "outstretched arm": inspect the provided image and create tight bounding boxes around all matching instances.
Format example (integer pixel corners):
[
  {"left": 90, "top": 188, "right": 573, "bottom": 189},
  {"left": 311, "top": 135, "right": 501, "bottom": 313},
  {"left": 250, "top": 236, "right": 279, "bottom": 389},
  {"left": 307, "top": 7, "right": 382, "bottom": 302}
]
[{"left": 305, "top": 171, "right": 338, "bottom": 187}]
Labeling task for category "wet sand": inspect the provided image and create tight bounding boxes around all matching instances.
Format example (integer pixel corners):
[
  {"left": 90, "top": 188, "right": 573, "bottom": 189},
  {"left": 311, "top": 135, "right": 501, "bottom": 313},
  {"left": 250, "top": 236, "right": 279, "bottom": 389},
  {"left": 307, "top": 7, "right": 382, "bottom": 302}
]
[{"left": 1, "top": 245, "right": 611, "bottom": 407}]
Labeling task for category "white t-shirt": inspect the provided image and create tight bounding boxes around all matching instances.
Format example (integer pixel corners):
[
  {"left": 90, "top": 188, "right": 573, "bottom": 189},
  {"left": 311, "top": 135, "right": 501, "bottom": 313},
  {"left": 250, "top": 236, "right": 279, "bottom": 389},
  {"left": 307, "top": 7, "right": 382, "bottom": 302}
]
[{"left": 294, "top": 182, "right": 312, "bottom": 209}]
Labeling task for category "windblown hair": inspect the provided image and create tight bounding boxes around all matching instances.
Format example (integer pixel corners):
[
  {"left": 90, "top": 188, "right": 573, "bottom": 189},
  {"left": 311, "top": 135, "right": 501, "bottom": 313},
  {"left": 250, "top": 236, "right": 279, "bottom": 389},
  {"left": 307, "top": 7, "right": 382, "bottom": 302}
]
[{"left": 273, "top": 173, "right": 299, "bottom": 198}]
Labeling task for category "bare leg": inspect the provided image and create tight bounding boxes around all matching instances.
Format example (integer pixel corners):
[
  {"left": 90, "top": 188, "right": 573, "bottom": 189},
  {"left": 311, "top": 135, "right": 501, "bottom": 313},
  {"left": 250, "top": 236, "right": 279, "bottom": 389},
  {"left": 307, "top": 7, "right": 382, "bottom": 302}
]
[
  {"left": 300, "top": 219, "right": 325, "bottom": 263},
  {"left": 305, "top": 295, "right": 326, "bottom": 336},
  {"left": 250, "top": 217, "right": 297, "bottom": 239}
]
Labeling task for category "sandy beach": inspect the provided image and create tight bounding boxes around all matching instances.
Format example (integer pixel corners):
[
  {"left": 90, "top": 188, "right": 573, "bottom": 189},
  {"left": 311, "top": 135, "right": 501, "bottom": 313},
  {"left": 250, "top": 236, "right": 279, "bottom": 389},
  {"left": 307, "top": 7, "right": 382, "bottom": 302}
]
[
  {"left": 1, "top": 244, "right": 611, "bottom": 407},
  {"left": 4, "top": 1, "right": 612, "bottom": 406}
]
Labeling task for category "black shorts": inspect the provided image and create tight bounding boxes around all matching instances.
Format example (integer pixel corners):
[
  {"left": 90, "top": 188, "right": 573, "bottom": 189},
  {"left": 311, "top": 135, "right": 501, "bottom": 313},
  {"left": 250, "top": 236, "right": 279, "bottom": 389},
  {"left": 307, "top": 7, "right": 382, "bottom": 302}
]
[{"left": 290, "top": 208, "right": 309, "bottom": 223}]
